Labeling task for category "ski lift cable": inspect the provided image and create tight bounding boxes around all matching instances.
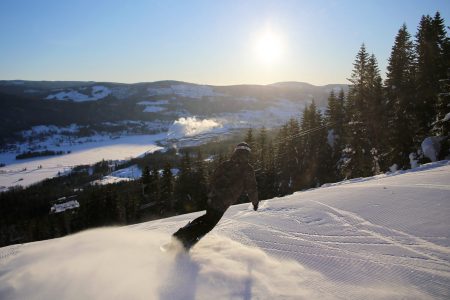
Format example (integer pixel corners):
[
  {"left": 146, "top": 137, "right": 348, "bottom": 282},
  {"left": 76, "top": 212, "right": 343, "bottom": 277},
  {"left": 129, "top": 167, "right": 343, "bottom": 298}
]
[
  {"left": 244, "top": 122, "right": 336, "bottom": 163},
  {"left": 247, "top": 122, "right": 334, "bottom": 156},
  {"left": 273, "top": 122, "right": 335, "bottom": 146},
  {"left": 270, "top": 122, "right": 336, "bottom": 159}
]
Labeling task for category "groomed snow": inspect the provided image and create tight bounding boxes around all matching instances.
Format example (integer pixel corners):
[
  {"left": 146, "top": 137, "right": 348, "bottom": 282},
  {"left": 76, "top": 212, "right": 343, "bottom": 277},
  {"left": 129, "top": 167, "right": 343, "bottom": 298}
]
[{"left": 1, "top": 161, "right": 449, "bottom": 299}]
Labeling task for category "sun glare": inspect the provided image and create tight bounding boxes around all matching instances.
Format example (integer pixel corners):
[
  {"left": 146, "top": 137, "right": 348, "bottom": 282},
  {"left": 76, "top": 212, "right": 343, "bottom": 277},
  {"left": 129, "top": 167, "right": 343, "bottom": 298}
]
[{"left": 254, "top": 29, "right": 284, "bottom": 65}]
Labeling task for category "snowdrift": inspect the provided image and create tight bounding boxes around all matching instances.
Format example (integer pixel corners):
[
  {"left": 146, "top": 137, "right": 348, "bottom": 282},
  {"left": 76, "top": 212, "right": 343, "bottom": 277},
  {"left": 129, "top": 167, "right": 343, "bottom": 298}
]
[{"left": 1, "top": 161, "right": 449, "bottom": 299}]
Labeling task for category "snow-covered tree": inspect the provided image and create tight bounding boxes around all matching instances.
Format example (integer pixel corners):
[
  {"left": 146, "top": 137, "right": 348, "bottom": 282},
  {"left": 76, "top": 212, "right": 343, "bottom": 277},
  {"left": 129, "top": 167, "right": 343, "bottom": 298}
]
[
  {"left": 385, "top": 24, "right": 417, "bottom": 169},
  {"left": 342, "top": 44, "right": 373, "bottom": 177},
  {"left": 325, "top": 89, "right": 345, "bottom": 179},
  {"left": 415, "top": 13, "right": 448, "bottom": 138}
]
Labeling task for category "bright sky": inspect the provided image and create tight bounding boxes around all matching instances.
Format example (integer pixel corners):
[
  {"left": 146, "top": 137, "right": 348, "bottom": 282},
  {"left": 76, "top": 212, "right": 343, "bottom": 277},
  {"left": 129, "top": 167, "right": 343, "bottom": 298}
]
[{"left": 0, "top": 0, "right": 448, "bottom": 86}]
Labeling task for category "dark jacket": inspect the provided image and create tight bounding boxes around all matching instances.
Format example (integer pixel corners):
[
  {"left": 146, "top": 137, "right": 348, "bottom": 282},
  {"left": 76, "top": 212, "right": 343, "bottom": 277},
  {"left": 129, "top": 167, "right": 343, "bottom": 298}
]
[{"left": 207, "top": 158, "right": 258, "bottom": 212}]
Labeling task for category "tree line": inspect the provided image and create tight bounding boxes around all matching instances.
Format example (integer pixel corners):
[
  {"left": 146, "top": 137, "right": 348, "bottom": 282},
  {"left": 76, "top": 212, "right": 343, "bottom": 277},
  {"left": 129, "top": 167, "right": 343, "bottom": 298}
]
[{"left": 243, "top": 12, "right": 449, "bottom": 199}]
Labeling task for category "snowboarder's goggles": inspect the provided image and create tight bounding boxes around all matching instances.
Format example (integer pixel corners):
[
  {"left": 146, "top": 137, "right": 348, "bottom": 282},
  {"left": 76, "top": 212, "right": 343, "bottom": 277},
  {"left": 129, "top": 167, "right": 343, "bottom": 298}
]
[{"left": 235, "top": 145, "right": 251, "bottom": 152}]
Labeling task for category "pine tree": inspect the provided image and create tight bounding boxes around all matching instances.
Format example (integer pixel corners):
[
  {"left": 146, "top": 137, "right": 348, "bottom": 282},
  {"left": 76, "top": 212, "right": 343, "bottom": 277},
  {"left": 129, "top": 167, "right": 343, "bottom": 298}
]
[
  {"left": 149, "top": 167, "right": 160, "bottom": 203},
  {"left": 436, "top": 68, "right": 450, "bottom": 159},
  {"left": 286, "top": 117, "right": 301, "bottom": 191},
  {"left": 141, "top": 165, "right": 151, "bottom": 195},
  {"left": 385, "top": 24, "right": 417, "bottom": 169},
  {"left": 192, "top": 150, "right": 208, "bottom": 211},
  {"left": 325, "top": 89, "right": 338, "bottom": 137},
  {"left": 275, "top": 123, "right": 299, "bottom": 195},
  {"left": 432, "top": 12, "right": 450, "bottom": 87},
  {"left": 299, "top": 103, "right": 315, "bottom": 188},
  {"left": 174, "top": 151, "right": 193, "bottom": 213},
  {"left": 263, "top": 141, "right": 278, "bottom": 199},
  {"left": 160, "top": 163, "right": 174, "bottom": 210},
  {"left": 342, "top": 44, "right": 373, "bottom": 178},
  {"left": 245, "top": 127, "right": 257, "bottom": 165},
  {"left": 274, "top": 125, "right": 287, "bottom": 195},
  {"left": 415, "top": 14, "right": 442, "bottom": 138},
  {"left": 257, "top": 126, "right": 268, "bottom": 169},
  {"left": 298, "top": 101, "right": 331, "bottom": 188},
  {"left": 325, "top": 89, "right": 345, "bottom": 179},
  {"left": 366, "top": 54, "right": 386, "bottom": 173},
  {"left": 432, "top": 12, "right": 450, "bottom": 139},
  {"left": 438, "top": 69, "right": 450, "bottom": 129}
]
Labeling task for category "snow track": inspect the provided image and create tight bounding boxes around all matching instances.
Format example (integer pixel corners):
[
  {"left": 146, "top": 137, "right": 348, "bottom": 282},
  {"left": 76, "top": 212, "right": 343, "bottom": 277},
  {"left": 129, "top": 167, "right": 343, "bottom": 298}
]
[
  {"left": 214, "top": 162, "right": 450, "bottom": 298},
  {"left": 0, "top": 162, "right": 449, "bottom": 299}
]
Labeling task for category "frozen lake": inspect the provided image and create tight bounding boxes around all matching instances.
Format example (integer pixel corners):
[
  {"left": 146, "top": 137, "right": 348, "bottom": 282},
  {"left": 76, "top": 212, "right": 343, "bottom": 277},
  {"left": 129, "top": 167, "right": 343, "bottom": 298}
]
[{"left": 0, "top": 134, "right": 165, "bottom": 190}]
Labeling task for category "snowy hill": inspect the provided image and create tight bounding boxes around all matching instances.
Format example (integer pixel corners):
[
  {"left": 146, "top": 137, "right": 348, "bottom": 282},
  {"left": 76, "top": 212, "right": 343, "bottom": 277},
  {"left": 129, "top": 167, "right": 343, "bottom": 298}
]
[
  {"left": 0, "top": 80, "right": 347, "bottom": 144},
  {"left": 1, "top": 161, "right": 449, "bottom": 299},
  {"left": 0, "top": 80, "right": 348, "bottom": 190}
]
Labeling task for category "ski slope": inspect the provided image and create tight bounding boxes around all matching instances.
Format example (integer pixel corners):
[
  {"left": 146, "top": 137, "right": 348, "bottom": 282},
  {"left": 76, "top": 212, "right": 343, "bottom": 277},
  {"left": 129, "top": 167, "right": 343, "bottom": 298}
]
[{"left": 1, "top": 161, "right": 449, "bottom": 299}]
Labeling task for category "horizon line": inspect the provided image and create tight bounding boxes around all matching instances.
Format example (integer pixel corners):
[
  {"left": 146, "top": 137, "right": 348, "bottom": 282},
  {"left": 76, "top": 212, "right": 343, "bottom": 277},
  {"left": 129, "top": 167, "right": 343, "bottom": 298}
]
[{"left": 1, "top": 78, "right": 349, "bottom": 88}]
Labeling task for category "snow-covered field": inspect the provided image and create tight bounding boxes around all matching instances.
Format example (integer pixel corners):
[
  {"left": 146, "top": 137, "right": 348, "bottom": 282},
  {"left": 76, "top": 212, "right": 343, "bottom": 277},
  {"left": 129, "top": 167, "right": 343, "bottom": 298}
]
[
  {"left": 137, "top": 99, "right": 170, "bottom": 113},
  {"left": 45, "top": 85, "right": 111, "bottom": 101},
  {"left": 90, "top": 164, "right": 142, "bottom": 185},
  {"left": 0, "top": 134, "right": 165, "bottom": 190},
  {"left": 1, "top": 161, "right": 449, "bottom": 299},
  {"left": 148, "top": 84, "right": 227, "bottom": 98}
]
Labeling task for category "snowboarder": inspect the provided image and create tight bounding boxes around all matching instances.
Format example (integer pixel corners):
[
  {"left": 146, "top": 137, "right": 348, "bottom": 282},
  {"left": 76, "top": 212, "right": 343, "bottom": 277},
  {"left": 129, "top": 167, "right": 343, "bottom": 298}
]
[{"left": 170, "top": 142, "right": 259, "bottom": 251}]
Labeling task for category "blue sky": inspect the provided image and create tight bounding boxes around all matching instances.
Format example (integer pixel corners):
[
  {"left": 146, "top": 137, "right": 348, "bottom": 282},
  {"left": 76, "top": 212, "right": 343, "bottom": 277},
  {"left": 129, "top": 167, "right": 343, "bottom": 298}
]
[{"left": 0, "top": 0, "right": 448, "bottom": 85}]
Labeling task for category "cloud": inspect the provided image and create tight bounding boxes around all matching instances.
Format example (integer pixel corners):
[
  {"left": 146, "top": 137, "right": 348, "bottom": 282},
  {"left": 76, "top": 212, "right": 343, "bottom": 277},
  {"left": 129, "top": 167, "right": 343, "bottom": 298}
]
[{"left": 167, "top": 117, "right": 222, "bottom": 139}]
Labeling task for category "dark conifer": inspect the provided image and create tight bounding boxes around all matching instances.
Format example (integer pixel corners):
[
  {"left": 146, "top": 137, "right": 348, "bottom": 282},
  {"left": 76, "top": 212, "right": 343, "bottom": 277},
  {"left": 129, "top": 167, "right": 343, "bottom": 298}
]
[
  {"left": 385, "top": 24, "right": 417, "bottom": 168},
  {"left": 141, "top": 165, "right": 151, "bottom": 195},
  {"left": 274, "top": 124, "right": 289, "bottom": 195},
  {"left": 160, "top": 163, "right": 174, "bottom": 210},
  {"left": 257, "top": 126, "right": 268, "bottom": 169},
  {"left": 174, "top": 151, "right": 193, "bottom": 212},
  {"left": 245, "top": 127, "right": 257, "bottom": 165},
  {"left": 264, "top": 141, "right": 278, "bottom": 199},
  {"left": 415, "top": 14, "right": 441, "bottom": 137},
  {"left": 325, "top": 89, "right": 345, "bottom": 179},
  {"left": 192, "top": 150, "right": 208, "bottom": 210},
  {"left": 149, "top": 167, "right": 160, "bottom": 203},
  {"left": 342, "top": 44, "right": 373, "bottom": 177},
  {"left": 366, "top": 54, "right": 386, "bottom": 173}
]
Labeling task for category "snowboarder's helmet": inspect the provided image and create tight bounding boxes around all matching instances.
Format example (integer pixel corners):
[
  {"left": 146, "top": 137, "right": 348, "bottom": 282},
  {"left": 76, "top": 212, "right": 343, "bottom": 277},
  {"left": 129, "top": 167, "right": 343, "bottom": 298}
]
[{"left": 234, "top": 142, "right": 251, "bottom": 153}]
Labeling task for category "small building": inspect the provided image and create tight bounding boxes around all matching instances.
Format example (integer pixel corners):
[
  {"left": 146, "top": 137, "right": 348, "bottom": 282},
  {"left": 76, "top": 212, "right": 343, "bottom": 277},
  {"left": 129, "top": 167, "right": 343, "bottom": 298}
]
[{"left": 49, "top": 195, "right": 80, "bottom": 235}]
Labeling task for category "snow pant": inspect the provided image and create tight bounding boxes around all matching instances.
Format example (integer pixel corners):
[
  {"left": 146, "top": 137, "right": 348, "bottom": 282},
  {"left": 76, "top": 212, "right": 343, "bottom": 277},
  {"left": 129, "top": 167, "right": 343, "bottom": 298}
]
[{"left": 172, "top": 208, "right": 225, "bottom": 250}]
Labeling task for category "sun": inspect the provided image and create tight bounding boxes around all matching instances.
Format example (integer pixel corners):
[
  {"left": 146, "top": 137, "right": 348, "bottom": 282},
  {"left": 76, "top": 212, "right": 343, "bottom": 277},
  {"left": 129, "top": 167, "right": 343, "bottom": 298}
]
[{"left": 254, "top": 30, "right": 284, "bottom": 65}]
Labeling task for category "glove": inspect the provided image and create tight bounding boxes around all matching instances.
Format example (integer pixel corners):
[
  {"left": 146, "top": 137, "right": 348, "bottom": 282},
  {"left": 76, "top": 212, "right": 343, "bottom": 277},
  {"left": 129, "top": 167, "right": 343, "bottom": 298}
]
[{"left": 253, "top": 202, "right": 258, "bottom": 211}]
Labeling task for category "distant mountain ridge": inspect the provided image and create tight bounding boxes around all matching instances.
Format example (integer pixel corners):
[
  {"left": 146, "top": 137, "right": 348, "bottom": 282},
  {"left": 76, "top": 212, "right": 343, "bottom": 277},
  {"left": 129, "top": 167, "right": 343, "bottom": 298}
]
[
  {"left": 0, "top": 80, "right": 348, "bottom": 146},
  {"left": 0, "top": 79, "right": 346, "bottom": 100}
]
